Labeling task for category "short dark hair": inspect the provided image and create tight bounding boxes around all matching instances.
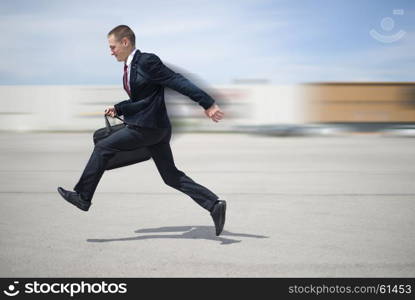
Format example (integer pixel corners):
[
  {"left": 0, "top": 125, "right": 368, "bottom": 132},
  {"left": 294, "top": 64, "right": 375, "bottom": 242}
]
[{"left": 108, "top": 25, "right": 136, "bottom": 47}]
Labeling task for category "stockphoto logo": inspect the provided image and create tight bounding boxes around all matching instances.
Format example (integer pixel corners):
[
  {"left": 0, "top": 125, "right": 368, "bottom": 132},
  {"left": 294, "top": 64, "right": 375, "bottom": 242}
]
[
  {"left": 3, "top": 281, "right": 20, "bottom": 297},
  {"left": 3, "top": 280, "right": 127, "bottom": 297}
]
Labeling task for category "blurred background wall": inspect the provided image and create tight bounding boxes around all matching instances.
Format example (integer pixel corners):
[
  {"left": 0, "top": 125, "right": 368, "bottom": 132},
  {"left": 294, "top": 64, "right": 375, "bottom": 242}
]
[
  {"left": 1, "top": 82, "right": 414, "bottom": 132},
  {"left": 304, "top": 82, "right": 415, "bottom": 124}
]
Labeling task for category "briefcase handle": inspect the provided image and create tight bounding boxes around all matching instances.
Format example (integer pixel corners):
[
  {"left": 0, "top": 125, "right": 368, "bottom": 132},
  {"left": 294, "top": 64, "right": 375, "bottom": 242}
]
[{"left": 104, "top": 115, "right": 127, "bottom": 133}]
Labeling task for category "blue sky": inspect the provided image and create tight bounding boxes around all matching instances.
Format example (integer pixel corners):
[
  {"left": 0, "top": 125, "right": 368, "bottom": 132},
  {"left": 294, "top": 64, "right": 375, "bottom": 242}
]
[{"left": 0, "top": 0, "right": 414, "bottom": 85}]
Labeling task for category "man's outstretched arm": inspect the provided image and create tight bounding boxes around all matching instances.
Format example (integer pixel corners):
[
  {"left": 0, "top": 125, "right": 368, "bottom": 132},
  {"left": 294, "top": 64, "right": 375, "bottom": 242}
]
[{"left": 141, "top": 54, "right": 224, "bottom": 122}]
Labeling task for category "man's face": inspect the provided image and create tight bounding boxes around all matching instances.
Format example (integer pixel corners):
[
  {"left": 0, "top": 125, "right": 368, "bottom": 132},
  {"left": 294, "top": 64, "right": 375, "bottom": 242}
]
[{"left": 108, "top": 34, "right": 130, "bottom": 62}]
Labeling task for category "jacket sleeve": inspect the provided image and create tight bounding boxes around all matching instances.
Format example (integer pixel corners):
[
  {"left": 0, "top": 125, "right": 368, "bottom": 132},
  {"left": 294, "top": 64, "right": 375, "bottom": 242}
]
[
  {"left": 114, "top": 99, "right": 147, "bottom": 117},
  {"left": 114, "top": 99, "right": 130, "bottom": 116},
  {"left": 141, "top": 54, "right": 215, "bottom": 110}
]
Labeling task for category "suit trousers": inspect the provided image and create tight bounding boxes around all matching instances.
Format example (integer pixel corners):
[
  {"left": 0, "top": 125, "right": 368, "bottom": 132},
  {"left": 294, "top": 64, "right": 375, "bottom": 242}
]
[{"left": 73, "top": 125, "right": 218, "bottom": 211}]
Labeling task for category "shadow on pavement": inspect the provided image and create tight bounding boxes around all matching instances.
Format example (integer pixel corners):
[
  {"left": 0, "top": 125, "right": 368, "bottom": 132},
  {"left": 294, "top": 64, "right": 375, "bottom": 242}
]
[{"left": 87, "top": 225, "right": 269, "bottom": 245}]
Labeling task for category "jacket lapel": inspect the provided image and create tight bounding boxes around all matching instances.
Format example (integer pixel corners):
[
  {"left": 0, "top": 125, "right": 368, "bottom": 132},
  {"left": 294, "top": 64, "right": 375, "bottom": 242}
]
[{"left": 129, "top": 49, "right": 142, "bottom": 98}]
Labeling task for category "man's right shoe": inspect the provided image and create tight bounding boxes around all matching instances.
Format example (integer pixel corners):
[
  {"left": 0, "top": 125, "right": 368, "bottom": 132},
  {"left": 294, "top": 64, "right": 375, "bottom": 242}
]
[
  {"left": 210, "top": 200, "right": 227, "bottom": 236},
  {"left": 57, "top": 187, "right": 91, "bottom": 212}
]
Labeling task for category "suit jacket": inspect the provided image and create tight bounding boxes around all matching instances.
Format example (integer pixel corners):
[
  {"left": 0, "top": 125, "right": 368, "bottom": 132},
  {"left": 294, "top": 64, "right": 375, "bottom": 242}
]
[{"left": 114, "top": 49, "right": 215, "bottom": 128}]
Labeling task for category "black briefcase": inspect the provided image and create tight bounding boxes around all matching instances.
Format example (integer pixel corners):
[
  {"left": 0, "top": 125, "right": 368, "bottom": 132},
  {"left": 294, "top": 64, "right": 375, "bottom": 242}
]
[{"left": 93, "top": 115, "right": 152, "bottom": 170}]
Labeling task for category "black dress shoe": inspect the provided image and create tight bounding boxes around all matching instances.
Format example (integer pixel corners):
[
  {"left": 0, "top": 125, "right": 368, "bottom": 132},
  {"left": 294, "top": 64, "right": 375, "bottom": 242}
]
[
  {"left": 57, "top": 187, "right": 91, "bottom": 211},
  {"left": 210, "top": 200, "right": 226, "bottom": 236}
]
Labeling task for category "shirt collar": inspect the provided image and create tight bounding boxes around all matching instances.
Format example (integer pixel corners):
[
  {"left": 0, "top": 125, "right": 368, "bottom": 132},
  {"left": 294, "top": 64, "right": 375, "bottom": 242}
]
[{"left": 125, "top": 49, "right": 137, "bottom": 67}]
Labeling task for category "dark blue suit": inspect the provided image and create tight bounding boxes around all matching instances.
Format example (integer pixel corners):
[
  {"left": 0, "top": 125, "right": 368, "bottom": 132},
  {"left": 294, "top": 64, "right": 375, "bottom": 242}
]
[
  {"left": 114, "top": 49, "right": 215, "bottom": 128},
  {"left": 74, "top": 50, "right": 219, "bottom": 211}
]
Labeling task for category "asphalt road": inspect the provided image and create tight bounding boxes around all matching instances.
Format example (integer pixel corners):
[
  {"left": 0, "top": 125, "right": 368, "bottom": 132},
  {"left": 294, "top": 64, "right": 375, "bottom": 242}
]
[{"left": 0, "top": 132, "right": 414, "bottom": 277}]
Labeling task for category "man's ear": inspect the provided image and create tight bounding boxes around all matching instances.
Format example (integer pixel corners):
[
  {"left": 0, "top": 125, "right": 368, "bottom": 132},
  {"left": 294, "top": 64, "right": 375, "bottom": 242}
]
[{"left": 122, "top": 37, "right": 130, "bottom": 47}]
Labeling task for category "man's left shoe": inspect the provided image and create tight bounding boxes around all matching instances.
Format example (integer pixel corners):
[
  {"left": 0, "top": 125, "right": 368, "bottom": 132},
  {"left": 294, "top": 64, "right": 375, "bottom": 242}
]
[
  {"left": 57, "top": 187, "right": 91, "bottom": 211},
  {"left": 210, "top": 200, "right": 227, "bottom": 236}
]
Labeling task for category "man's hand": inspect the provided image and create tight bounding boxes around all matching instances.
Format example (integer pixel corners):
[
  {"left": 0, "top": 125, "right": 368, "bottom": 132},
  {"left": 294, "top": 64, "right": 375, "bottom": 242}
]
[
  {"left": 104, "top": 106, "right": 117, "bottom": 118},
  {"left": 204, "top": 104, "right": 224, "bottom": 123}
]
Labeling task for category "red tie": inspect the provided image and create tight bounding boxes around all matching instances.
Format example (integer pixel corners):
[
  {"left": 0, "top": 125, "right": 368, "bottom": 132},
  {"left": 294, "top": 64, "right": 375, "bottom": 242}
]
[{"left": 123, "top": 63, "right": 131, "bottom": 97}]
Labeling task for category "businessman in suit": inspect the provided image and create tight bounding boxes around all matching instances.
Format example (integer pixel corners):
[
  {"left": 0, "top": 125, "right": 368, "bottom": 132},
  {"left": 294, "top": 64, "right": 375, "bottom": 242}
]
[{"left": 57, "top": 25, "right": 226, "bottom": 236}]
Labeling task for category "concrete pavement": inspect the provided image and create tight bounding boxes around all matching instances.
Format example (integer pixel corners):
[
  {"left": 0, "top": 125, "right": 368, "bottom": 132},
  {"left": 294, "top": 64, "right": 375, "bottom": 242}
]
[{"left": 0, "top": 132, "right": 414, "bottom": 277}]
